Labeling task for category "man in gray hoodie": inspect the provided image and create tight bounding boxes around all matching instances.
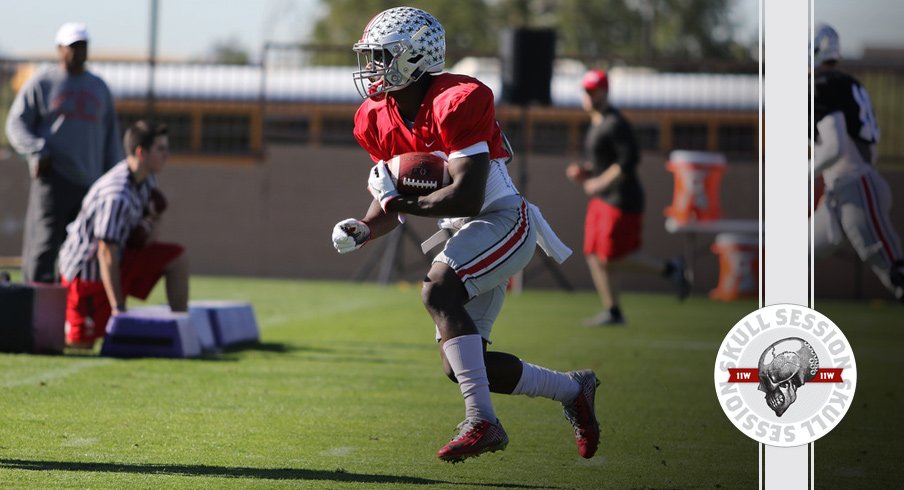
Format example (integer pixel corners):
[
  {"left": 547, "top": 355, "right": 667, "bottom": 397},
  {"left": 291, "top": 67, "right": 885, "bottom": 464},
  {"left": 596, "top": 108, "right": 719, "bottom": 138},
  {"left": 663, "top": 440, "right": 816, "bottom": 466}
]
[{"left": 6, "top": 22, "right": 123, "bottom": 283}]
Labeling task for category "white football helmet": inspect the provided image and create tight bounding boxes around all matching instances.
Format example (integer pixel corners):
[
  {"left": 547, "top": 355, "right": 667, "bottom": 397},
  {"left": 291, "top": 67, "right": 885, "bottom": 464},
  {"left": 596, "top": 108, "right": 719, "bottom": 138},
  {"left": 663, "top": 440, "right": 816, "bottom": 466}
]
[
  {"left": 352, "top": 7, "right": 445, "bottom": 99},
  {"left": 813, "top": 23, "right": 841, "bottom": 66}
]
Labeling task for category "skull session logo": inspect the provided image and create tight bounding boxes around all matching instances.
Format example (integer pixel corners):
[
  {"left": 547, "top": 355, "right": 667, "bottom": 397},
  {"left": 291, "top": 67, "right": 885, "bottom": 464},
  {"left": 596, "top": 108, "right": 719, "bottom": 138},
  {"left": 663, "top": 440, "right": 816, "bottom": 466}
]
[
  {"left": 756, "top": 337, "right": 821, "bottom": 417},
  {"left": 713, "top": 304, "right": 857, "bottom": 447}
]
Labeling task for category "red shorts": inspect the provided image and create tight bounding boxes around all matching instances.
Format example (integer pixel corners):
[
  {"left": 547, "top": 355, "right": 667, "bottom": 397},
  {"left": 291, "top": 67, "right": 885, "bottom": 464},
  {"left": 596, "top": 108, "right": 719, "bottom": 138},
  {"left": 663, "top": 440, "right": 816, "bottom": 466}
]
[
  {"left": 583, "top": 198, "right": 643, "bottom": 261},
  {"left": 61, "top": 242, "right": 184, "bottom": 344}
]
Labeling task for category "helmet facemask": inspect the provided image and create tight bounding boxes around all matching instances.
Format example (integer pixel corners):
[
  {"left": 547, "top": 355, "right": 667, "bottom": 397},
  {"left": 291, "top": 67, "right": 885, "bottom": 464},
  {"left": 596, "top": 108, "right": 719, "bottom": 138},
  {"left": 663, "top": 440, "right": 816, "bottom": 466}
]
[
  {"left": 353, "top": 29, "right": 428, "bottom": 99},
  {"left": 352, "top": 7, "right": 445, "bottom": 100}
]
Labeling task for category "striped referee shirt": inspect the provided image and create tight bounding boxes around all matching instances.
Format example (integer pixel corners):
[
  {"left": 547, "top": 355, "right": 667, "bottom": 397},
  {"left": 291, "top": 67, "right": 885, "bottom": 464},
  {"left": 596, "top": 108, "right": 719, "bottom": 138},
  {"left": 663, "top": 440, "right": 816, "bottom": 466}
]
[{"left": 58, "top": 161, "right": 157, "bottom": 282}]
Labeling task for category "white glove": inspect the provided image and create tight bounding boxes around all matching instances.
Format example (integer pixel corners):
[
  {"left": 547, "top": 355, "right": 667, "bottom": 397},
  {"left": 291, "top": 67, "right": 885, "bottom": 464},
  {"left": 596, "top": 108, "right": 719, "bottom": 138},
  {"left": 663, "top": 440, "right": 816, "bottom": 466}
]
[
  {"left": 367, "top": 160, "right": 400, "bottom": 212},
  {"left": 332, "top": 219, "right": 370, "bottom": 254}
]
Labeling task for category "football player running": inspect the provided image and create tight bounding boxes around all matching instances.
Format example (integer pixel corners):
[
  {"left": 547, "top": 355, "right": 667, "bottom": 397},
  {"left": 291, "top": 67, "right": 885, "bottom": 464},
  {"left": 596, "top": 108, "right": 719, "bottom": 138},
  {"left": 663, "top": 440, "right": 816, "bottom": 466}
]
[
  {"left": 331, "top": 7, "right": 601, "bottom": 462},
  {"left": 812, "top": 24, "right": 904, "bottom": 301}
]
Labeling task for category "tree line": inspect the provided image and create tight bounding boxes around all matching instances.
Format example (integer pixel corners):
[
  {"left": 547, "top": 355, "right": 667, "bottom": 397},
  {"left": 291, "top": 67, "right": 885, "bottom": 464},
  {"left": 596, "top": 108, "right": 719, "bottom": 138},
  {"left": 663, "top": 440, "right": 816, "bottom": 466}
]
[{"left": 306, "top": 0, "right": 754, "bottom": 70}]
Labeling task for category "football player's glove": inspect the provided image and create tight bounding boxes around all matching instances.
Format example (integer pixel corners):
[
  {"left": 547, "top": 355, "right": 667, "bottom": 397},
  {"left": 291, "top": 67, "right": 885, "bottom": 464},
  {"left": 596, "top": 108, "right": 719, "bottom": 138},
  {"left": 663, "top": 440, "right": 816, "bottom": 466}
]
[
  {"left": 367, "top": 160, "right": 400, "bottom": 212},
  {"left": 332, "top": 218, "right": 370, "bottom": 254}
]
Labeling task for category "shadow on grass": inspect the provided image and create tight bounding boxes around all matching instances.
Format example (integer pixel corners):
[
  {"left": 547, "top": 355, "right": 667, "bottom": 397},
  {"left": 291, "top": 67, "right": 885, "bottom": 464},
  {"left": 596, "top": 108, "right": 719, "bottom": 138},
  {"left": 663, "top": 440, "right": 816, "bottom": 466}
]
[
  {"left": 49, "top": 342, "right": 403, "bottom": 365},
  {"left": 217, "top": 342, "right": 410, "bottom": 366},
  {"left": 0, "top": 458, "right": 564, "bottom": 488},
  {"left": 221, "top": 341, "right": 316, "bottom": 354},
  {"left": 85, "top": 342, "right": 336, "bottom": 362},
  {"left": 210, "top": 341, "right": 334, "bottom": 359}
]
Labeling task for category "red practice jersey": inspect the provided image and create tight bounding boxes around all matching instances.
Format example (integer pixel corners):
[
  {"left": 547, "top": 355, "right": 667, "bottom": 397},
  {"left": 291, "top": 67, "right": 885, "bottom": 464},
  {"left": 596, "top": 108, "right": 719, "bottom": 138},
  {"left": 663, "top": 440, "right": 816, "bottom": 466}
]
[{"left": 353, "top": 73, "right": 510, "bottom": 163}]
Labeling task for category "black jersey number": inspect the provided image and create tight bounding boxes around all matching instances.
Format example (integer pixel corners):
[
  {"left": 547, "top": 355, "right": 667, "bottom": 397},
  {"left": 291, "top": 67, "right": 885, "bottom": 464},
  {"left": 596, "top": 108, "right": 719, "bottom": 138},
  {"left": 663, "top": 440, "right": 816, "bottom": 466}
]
[{"left": 852, "top": 84, "right": 880, "bottom": 143}]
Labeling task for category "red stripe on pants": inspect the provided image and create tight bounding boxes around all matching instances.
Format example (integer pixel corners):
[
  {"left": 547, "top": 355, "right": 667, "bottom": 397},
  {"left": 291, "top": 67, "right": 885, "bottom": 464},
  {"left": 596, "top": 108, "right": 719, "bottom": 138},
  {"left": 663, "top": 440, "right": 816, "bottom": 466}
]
[
  {"left": 860, "top": 175, "right": 896, "bottom": 264},
  {"left": 457, "top": 202, "right": 528, "bottom": 279}
]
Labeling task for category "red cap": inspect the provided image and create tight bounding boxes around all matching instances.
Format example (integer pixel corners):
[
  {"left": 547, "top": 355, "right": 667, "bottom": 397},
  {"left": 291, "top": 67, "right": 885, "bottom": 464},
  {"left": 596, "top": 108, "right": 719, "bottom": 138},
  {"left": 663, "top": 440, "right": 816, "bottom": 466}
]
[{"left": 582, "top": 69, "right": 609, "bottom": 92}]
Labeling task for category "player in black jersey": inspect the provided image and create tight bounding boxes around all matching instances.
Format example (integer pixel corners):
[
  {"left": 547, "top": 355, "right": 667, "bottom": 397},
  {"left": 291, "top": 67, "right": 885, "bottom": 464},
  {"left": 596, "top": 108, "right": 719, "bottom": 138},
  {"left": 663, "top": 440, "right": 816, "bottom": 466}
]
[{"left": 812, "top": 23, "right": 904, "bottom": 301}]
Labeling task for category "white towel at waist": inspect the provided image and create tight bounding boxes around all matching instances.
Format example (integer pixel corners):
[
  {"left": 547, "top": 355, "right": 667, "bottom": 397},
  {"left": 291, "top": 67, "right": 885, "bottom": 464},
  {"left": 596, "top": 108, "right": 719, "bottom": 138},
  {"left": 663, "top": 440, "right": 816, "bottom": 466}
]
[
  {"left": 527, "top": 202, "right": 572, "bottom": 264},
  {"left": 422, "top": 199, "right": 572, "bottom": 264}
]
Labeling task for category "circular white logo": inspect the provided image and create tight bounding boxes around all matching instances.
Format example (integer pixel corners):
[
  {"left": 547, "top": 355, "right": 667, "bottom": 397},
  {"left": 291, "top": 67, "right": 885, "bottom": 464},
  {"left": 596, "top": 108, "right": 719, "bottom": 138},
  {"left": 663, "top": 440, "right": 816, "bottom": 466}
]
[{"left": 713, "top": 304, "right": 857, "bottom": 447}]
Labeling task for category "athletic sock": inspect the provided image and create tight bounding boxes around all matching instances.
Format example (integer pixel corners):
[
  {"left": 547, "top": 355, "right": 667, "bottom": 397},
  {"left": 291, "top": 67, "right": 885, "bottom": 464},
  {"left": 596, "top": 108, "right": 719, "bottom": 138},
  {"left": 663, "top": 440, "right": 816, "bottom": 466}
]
[
  {"left": 511, "top": 361, "right": 580, "bottom": 403},
  {"left": 442, "top": 334, "right": 496, "bottom": 422}
]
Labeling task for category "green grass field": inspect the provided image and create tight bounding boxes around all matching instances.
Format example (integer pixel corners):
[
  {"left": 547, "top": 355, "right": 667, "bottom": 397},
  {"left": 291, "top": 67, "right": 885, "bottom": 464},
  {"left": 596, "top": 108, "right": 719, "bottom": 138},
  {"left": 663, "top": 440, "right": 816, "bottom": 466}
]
[{"left": 1, "top": 276, "right": 902, "bottom": 489}]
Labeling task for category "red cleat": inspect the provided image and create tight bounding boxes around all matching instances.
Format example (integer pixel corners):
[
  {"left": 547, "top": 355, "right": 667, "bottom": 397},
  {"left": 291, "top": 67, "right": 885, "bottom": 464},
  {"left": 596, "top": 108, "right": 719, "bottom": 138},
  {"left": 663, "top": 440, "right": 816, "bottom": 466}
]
[
  {"left": 562, "top": 370, "right": 601, "bottom": 458},
  {"left": 437, "top": 417, "right": 508, "bottom": 463}
]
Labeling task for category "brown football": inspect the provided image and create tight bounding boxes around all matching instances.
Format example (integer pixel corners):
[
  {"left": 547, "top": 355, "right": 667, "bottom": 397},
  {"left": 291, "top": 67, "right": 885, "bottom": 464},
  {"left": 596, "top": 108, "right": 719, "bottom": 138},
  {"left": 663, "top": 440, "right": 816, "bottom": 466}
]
[{"left": 386, "top": 152, "right": 450, "bottom": 196}]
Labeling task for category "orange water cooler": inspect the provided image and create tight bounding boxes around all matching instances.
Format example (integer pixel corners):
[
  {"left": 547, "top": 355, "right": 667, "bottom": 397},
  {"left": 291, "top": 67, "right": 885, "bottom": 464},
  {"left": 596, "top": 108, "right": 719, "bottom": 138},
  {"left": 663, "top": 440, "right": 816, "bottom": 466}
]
[
  {"left": 664, "top": 150, "right": 726, "bottom": 224},
  {"left": 709, "top": 232, "right": 759, "bottom": 301}
]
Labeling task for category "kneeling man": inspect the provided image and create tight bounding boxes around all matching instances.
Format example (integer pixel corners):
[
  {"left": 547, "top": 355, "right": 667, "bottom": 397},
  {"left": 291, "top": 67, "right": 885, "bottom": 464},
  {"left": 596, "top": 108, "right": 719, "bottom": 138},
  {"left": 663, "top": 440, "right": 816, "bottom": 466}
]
[{"left": 58, "top": 120, "right": 188, "bottom": 348}]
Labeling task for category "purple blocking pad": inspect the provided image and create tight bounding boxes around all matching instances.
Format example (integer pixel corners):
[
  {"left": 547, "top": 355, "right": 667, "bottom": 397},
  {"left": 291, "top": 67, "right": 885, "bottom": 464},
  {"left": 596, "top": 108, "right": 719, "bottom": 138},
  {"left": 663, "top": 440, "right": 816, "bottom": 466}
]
[
  {"left": 101, "top": 310, "right": 201, "bottom": 358},
  {"left": 190, "top": 301, "right": 260, "bottom": 348}
]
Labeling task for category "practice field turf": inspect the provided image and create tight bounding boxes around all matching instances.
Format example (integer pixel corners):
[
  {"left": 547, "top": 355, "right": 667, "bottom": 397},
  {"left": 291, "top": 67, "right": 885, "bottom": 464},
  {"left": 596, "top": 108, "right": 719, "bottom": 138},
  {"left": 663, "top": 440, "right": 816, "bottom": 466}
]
[{"left": 1, "top": 276, "right": 901, "bottom": 489}]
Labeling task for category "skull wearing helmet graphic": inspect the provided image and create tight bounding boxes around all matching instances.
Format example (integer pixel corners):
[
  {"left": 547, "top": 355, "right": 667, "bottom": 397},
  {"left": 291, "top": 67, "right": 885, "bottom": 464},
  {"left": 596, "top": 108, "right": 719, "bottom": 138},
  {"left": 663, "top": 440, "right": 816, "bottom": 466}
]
[{"left": 757, "top": 338, "right": 819, "bottom": 417}]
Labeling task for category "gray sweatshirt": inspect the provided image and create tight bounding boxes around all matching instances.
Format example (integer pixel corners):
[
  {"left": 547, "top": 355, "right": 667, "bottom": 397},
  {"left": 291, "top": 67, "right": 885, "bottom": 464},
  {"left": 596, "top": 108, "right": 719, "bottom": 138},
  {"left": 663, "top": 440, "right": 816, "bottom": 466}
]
[{"left": 5, "top": 65, "right": 123, "bottom": 187}]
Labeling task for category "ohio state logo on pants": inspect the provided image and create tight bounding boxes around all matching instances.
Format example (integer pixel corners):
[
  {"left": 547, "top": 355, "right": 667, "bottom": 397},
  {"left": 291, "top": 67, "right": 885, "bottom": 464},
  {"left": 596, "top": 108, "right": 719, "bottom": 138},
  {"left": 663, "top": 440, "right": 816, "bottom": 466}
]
[{"left": 713, "top": 304, "right": 857, "bottom": 447}]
